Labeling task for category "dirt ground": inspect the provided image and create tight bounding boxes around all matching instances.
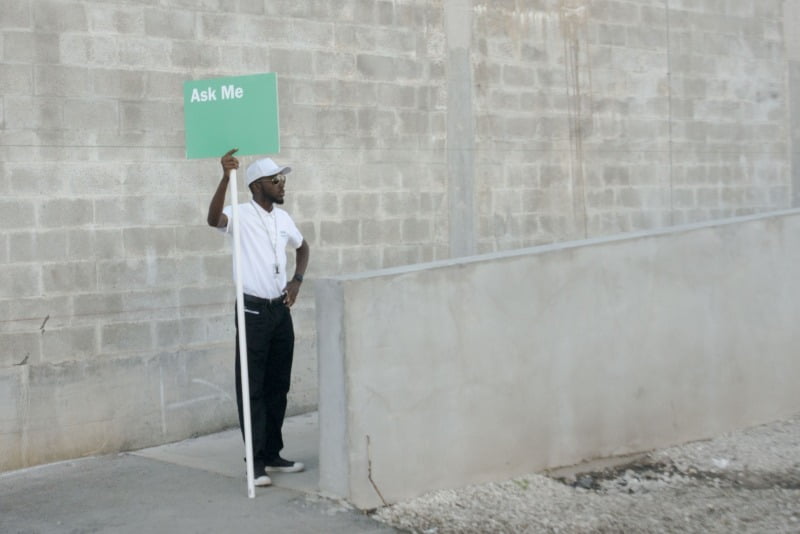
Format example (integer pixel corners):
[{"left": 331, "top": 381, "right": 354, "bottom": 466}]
[{"left": 373, "top": 413, "right": 800, "bottom": 533}]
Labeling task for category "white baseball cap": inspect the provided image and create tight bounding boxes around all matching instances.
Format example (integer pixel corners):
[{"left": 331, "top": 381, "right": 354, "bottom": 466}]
[{"left": 245, "top": 158, "right": 292, "bottom": 186}]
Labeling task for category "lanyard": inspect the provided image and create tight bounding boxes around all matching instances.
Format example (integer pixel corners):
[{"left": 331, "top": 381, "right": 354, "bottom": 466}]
[{"left": 250, "top": 200, "right": 280, "bottom": 276}]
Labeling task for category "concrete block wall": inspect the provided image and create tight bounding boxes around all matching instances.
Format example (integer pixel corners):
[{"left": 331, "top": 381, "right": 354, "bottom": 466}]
[
  {"left": 470, "top": 0, "right": 795, "bottom": 253},
  {"left": 1, "top": 0, "right": 799, "bottom": 471},
  {"left": 316, "top": 210, "right": 800, "bottom": 508}
]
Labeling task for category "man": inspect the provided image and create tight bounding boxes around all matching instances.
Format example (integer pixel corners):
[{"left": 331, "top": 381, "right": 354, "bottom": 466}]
[{"left": 207, "top": 148, "right": 310, "bottom": 487}]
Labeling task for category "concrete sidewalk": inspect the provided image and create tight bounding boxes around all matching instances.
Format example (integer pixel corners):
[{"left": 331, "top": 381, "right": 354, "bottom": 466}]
[{"left": 0, "top": 412, "right": 398, "bottom": 534}]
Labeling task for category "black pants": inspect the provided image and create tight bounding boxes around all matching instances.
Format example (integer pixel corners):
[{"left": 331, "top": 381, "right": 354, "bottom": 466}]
[{"left": 235, "top": 294, "right": 294, "bottom": 466}]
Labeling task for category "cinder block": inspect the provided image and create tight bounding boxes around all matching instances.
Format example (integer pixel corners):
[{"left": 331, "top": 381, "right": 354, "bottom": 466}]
[
  {"left": 3, "top": 31, "right": 58, "bottom": 63},
  {"left": 238, "top": 44, "right": 271, "bottom": 71},
  {"left": 5, "top": 95, "right": 62, "bottom": 131},
  {"left": 157, "top": 316, "right": 207, "bottom": 347},
  {"left": 401, "top": 218, "right": 432, "bottom": 243},
  {"left": 502, "top": 65, "right": 536, "bottom": 87},
  {"left": 120, "top": 101, "right": 181, "bottom": 132},
  {"left": 382, "top": 192, "right": 420, "bottom": 217},
  {"left": 38, "top": 198, "right": 93, "bottom": 228},
  {"left": 0, "top": 264, "right": 41, "bottom": 298},
  {"left": 356, "top": 108, "right": 396, "bottom": 137},
  {"left": 596, "top": 23, "right": 628, "bottom": 46},
  {"left": 196, "top": 12, "right": 241, "bottom": 40},
  {"left": 59, "top": 34, "right": 118, "bottom": 66},
  {"left": 297, "top": 221, "right": 316, "bottom": 245},
  {"left": 270, "top": 48, "right": 314, "bottom": 77},
  {"left": 317, "top": 108, "right": 358, "bottom": 135},
  {"left": 94, "top": 197, "right": 147, "bottom": 226},
  {"left": 0, "top": 65, "right": 33, "bottom": 95},
  {"left": 375, "top": 27, "right": 416, "bottom": 55},
  {"left": 616, "top": 188, "right": 642, "bottom": 208},
  {"left": 117, "top": 36, "right": 171, "bottom": 69},
  {"left": 334, "top": 24, "right": 369, "bottom": 52},
  {"left": 203, "top": 255, "right": 232, "bottom": 285},
  {"left": 156, "top": 319, "right": 184, "bottom": 349},
  {"left": 175, "top": 227, "right": 226, "bottom": 254},
  {"left": 94, "top": 229, "right": 125, "bottom": 260},
  {"left": 314, "top": 51, "right": 356, "bottom": 78},
  {"left": 102, "top": 258, "right": 178, "bottom": 291},
  {"left": 0, "top": 232, "right": 7, "bottom": 263},
  {"left": 179, "top": 317, "right": 207, "bottom": 346},
  {"left": 41, "top": 326, "right": 96, "bottom": 363},
  {"left": 206, "top": 314, "right": 234, "bottom": 345},
  {"left": 150, "top": 195, "right": 201, "bottom": 227},
  {"left": 63, "top": 99, "right": 118, "bottom": 131},
  {"left": 123, "top": 165, "right": 179, "bottom": 196},
  {"left": 33, "top": 0, "right": 87, "bottom": 32},
  {"left": 87, "top": 4, "right": 145, "bottom": 34},
  {"left": 72, "top": 292, "right": 125, "bottom": 319},
  {"left": 0, "top": 199, "right": 36, "bottom": 229},
  {"left": 42, "top": 261, "right": 97, "bottom": 294},
  {"left": 357, "top": 53, "right": 396, "bottom": 81},
  {"left": 175, "top": 256, "right": 204, "bottom": 285},
  {"left": 171, "top": 41, "right": 220, "bottom": 69},
  {"left": 34, "top": 65, "right": 90, "bottom": 96},
  {"left": 145, "top": 8, "right": 195, "bottom": 39},
  {"left": 332, "top": 80, "right": 378, "bottom": 107},
  {"left": 320, "top": 219, "right": 360, "bottom": 246},
  {"left": 396, "top": 56, "right": 422, "bottom": 80},
  {"left": 397, "top": 110, "right": 428, "bottom": 135},
  {"left": 9, "top": 230, "right": 68, "bottom": 263},
  {"left": 290, "top": 19, "right": 334, "bottom": 48},
  {"left": 341, "top": 192, "right": 380, "bottom": 218},
  {"left": 145, "top": 70, "right": 186, "bottom": 100},
  {"left": 2, "top": 0, "right": 31, "bottom": 28},
  {"left": 178, "top": 285, "right": 232, "bottom": 310},
  {"left": 101, "top": 321, "right": 153, "bottom": 353},
  {"left": 0, "top": 332, "right": 40, "bottom": 368},
  {"left": 92, "top": 69, "right": 146, "bottom": 99},
  {"left": 382, "top": 244, "right": 421, "bottom": 268},
  {"left": 123, "top": 227, "right": 176, "bottom": 258},
  {"left": 1, "top": 297, "right": 69, "bottom": 336},
  {"left": 361, "top": 219, "right": 401, "bottom": 246}
]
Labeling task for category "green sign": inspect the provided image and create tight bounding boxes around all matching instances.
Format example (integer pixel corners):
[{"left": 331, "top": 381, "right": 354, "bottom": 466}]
[{"left": 183, "top": 73, "right": 279, "bottom": 159}]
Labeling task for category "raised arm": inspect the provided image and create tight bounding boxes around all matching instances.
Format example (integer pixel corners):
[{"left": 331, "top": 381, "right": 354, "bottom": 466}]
[{"left": 207, "top": 148, "right": 239, "bottom": 228}]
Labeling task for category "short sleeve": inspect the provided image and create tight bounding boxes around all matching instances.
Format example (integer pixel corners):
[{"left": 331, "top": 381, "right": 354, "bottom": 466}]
[
  {"left": 218, "top": 205, "right": 233, "bottom": 234},
  {"left": 284, "top": 214, "right": 303, "bottom": 249}
]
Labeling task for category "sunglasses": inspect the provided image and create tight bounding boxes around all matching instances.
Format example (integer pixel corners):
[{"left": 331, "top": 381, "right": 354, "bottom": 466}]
[{"left": 262, "top": 174, "right": 286, "bottom": 186}]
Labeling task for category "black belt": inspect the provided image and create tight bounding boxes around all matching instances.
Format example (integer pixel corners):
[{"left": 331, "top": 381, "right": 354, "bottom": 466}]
[{"left": 243, "top": 293, "right": 285, "bottom": 307}]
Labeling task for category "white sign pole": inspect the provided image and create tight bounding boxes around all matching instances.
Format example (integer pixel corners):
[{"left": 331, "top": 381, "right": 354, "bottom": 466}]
[{"left": 230, "top": 168, "right": 256, "bottom": 499}]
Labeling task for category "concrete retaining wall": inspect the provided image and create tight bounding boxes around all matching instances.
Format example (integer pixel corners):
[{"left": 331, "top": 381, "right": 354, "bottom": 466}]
[{"left": 316, "top": 210, "right": 800, "bottom": 508}]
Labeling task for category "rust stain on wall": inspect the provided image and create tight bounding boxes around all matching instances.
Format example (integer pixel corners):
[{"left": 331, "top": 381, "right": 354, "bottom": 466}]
[{"left": 559, "top": 0, "right": 592, "bottom": 237}]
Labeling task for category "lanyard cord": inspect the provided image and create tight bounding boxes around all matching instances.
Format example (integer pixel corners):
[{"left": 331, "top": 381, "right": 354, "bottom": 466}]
[{"left": 250, "top": 200, "right": 280, "bottom": 274}]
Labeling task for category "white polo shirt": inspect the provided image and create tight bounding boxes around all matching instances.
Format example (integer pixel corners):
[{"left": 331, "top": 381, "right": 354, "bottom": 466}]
[{"left": 220, "top": 201, "right": 304, "bottom": 299}]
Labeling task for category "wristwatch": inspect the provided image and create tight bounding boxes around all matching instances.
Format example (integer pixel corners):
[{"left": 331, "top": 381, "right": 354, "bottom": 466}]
[{"left": 293, "top": 274, "right": 304, "bottom": 283}]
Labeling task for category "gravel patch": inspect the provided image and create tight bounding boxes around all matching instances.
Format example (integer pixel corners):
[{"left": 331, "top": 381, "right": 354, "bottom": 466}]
[{"left": 374, "top": 413, "right": 800, "bottom": 533}]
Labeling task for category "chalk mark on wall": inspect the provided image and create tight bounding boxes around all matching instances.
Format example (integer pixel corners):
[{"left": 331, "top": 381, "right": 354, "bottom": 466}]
[
  {"left": 159, "top": 368, "right": 232, "bottom": 435},
  {"left": 166, "top": 378, "right": 232, "bottom": 410}
]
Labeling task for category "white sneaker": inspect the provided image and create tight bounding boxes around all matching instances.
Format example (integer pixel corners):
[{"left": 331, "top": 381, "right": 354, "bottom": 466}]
[{"left": 254, "top": 473, "right": 272, "bottom": 487}]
